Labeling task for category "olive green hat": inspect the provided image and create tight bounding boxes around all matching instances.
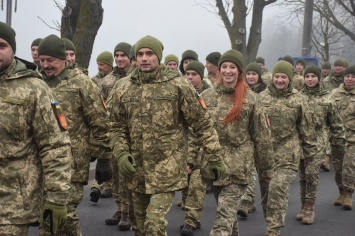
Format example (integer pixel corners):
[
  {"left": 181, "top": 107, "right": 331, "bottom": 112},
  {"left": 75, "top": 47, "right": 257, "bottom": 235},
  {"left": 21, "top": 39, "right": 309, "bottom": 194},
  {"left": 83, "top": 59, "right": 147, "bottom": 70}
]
[
  {"left": 273, "top": 60, "right": 293, "bottom": 81},
  {"left": 0, "top": 21, "right": 16, "bottom": 52},
  {"left": 31, "top": 38, "right": 42, "bottom": 48},
  {"left": 343, "top": 65, "right": 355, "bottom": 77},
  {"left": 255, "top": 57, "right": 265, "bottom": 65},
  {"left": 281, "top": 55, "right": 294, "bottom": 67},
  {"left": 186, "top": 61, "right": 205, "bottom": 79},
  {"left": 322, "top": 62, "right": 331, "bottom": 70},
  {"left": 304, "top": 65, "right": 321, "bottom": 79},
  {"left": 218, "top": 49, "right": 244, "bottom": 71},
  {"left": 129, "top": 44, "right": 135, "bottom": 60},
  {"left": 38, "top": 34, "right": 66, "bottom": 60},
  {"left": 135, "top": 35, "right": 164, "bottom": 62},
  {"left": 295, "top": 58, "right": 306, "bottom": 67},
  {"left": 334, "top": 58, "right": 345, "bottom": 67},
  {"left": 206, "top": 52, "right": 221, "bottom": 66},
  {"left": 114, "top": 42, "right": 132, "bottom": 57},
  {"left": 246, "top": 62, "right": 262, "bottom": 79},
  {"left": 181, "top": 50, "right": 198, "bottom": 61},
  {"left": 62, "top": 38, "right": 76, "bottom": 52},
  {"left": 344, "top": 59, "right": 350, "bottom": 68},
  {"left": 96, "top": 51, "right": 113, "bottom": 66},
  {"left": 164, "top": 54, "right": 179, "bottom": 65}
]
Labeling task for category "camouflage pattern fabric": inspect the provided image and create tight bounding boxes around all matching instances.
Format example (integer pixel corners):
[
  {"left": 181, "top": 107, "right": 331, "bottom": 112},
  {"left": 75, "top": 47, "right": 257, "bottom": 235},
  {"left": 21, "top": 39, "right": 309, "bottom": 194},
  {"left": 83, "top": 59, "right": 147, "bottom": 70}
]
[
  {"left": 292, "top": 73, "right": 305, "bottom": 91},
  {"left": 0, "top": 225, "right": 29, "bottom": 236},
  {"left": 322, "top": 72, "right": 344, "bottom": 91},
  {"left": 261, "top": 70, "right": 272, "bottom": 85},
  {"left": 209, "top": 184, "right": 246, "bottom": 236},
  {"left": 132, "top": 191, "right": 174, "bottom": 236},
  {"left": 332, "top": 84, "right": 355, "bottom": 190},
  {"left": 40, "top": 182, "right": 84, "bottom": 236},
  {"left": 44, "top": 67, "right": 111, "bottom": 184},
  {"left": 299, "top": 85, "right": 346, "bottom": 200},
  {"left": 91, "top": 73, "right": 105, "bottom": 91},
  {"left": 91, "top": 178, "right": 112, "bottom": 192},
  {"left": 239, "top": 167, "right": 257, "bottom": 207},
  {"left": 0, "top": 59, "right": 71, "bottom": 226}
]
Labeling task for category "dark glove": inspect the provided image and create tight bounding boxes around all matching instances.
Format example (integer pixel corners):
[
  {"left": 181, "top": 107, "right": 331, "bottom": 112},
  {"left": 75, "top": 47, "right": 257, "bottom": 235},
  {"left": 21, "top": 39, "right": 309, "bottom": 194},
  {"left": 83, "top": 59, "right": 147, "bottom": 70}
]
[
  {"left": 95, "top": 159, "right": 112, "bottom": 184},
  {"left": 90, "top": 156, "right": 97, "bottom": 162},
  {"left": 39, "top": 201, "right": 67, "bottom": 235},
  {"left": 207, "top": 160, "right": 226, "bottom": 181},
  {"left": 117, "top": 151, "right": 136, "bottom": 180}
]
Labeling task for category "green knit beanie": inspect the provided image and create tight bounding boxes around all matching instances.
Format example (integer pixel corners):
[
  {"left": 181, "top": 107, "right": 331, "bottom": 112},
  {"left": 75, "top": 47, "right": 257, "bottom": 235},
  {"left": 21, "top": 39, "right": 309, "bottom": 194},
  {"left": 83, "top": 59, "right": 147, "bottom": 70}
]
[
  {"left": 344, "top": 59, "right": 350, "bottom": 68},
  {"left": 129, "top": 44, "right": 135, "bottom": 60},
  {"left": 164, "top": 54, "right": 179, "bottom": 65},
  {"left": 334, "top": 59, "right": 345, "bottom": 67},
  {"left": 181, "top": 50, "right": 198, "bottom": 61},
  {"left": 295, "top": 58, "right": 306, "bottom": 67},
  {"left": 273, "top": 61, "right": 293, "bottom": 81},
  {"left": 246, "top": 62, "right": 262, "bottom": 79},
  {"left": 97, "top": 51, "right": 113, "bottom": 66},
  {"left": 255, "top": 57, "right": 265, "bottom": 65},
  {"left": 206, "top": 52, "right": 221, "bottom": 66},
  {"left": 114, "top": 42, "right": 132, "bottom": 57},
  {"left": 134, "top": 35, "right": 164, "bottom": 62},
  {"left": 281, "top": 55, "right": 294, "bottom": 66},
  {"left": 62, "top": 38, "right": 76, "bottom": 52},
  {"left": 186, "top": 61, "right": 205, "bottom": 79},
  {"left": 304, "top": 65, "right": 321, "bottom": 79},
  {"left": 343, "top": 65, "right": 355, "bottom": 77},
  {"left": 38, "top": 34, "right": 66, "bottom": 60},
  {"left": 218, "top": 49, "right": 244, "bottom": 71},
  {"left": 31, "top": 38, "right": 42, "bottom": 48},
  {"left": 0, "top": 21, "right": 16, "bottom": 52},
  {"left": 322, "top": 62, "right": 331, "bottom": 70}
]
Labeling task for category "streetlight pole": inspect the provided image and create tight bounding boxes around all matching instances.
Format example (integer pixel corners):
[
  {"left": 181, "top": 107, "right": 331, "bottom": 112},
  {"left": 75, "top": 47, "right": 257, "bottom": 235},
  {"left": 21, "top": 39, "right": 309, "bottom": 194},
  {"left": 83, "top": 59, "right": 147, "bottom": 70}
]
[
  {"left": 301, "top": 0, "right": 313, "bottom": 57},
  {"left": 6, "top": 0, "right": 12, "bottom": 26}
]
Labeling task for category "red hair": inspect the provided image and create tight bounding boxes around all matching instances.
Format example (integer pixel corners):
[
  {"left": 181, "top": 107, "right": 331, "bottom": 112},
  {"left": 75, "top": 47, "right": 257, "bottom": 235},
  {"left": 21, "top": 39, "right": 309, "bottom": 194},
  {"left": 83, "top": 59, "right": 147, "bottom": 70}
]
[{"left": 216, "top": 68, "right": 248, "bottom": 124}]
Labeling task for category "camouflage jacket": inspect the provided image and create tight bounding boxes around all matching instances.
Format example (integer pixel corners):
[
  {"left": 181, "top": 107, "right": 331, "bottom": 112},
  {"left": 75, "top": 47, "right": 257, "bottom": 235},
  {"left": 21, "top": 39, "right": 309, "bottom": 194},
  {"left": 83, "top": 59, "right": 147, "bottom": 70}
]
[
  {"left": 91, "top": 73, "right": 105, "bottom": 91},
  {"left": 257, "top": 84, "right": 318, "bottom": 172},
  {"left": 108, "top": 64, "right": 222, "bottom": 194},
  {"left": 193, "top": 84, "right": 272, "bottom": 184},
  {"left": 0, "top": 58, "right": 71, "bottom": 225},
  {"left": 45, "top": 67, "right": 111, "bottom": 184},
  {"left": 261, "top": 69, "right": 272, "bottom": 85},
  {"left": 292, "top": 73, "right": 305, "bottom": 91},
  {"left": 322, "top": 72, "right": 344, "bottom": 92},
  {"left": 300, "top": 86, "right": 346, "bottom": 156},
  {"left": 332, "top": 84, "right": 355, "bottom": 145}
]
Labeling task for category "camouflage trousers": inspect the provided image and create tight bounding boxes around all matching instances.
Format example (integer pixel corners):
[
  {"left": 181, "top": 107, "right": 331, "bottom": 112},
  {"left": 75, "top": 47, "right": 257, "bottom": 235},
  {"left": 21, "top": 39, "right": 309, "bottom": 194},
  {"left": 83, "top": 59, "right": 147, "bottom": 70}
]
[
  {"left": 240, "top": 167, "right": 256, "bottom": 205},
  {"left": 132, "top": 191, "right": 174, "bottom": 236},
  {"left": 299, "top": 156, "right": 324, "bottom": 200},
  {"left": 0, "top": 225, "right": 28, "bottom": 236},
  {"left": 39, "top": 182, "right": 84, "bottom": 236},
  {"left": 183, "top": 168, "right": 206, "bottom": 228},
  {"left": 112, "top": 158, "right": 129, "bottom": 213},
  {"left": 209, "top": 184, "right": 246, "bottom": 236},
  {"left": 91, "top": 178, "right": 112, "bottom": 192},
  {"left": 343, "top": 145, "right": 355, "bottom": 190},
  {"left": 259, "top": 168, "right": 297, "bottom": 235}
]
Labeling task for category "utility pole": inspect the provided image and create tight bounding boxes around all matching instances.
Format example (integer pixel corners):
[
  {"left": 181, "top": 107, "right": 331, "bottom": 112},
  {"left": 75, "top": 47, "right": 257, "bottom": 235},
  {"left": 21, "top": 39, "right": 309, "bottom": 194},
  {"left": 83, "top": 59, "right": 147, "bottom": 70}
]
[
  {"left": 301, "top": 0, "right": 313, "bottom": 57},
  {"left": 6, "top": 0, "right": 12, "bottom": 26}
]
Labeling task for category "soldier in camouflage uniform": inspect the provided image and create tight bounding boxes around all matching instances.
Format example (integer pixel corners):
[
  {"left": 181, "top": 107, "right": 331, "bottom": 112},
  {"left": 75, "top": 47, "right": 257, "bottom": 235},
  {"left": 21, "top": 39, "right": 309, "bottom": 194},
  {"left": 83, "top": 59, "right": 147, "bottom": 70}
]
[
  {"left": 297, "top": 66, "right": 346, "bottom": 224},
  {"left": 237, "top": 62, "right": 267, "bottom": 219},
  {"left": 257, "top": 61, "right": 318, "bottom": 236},
  {"left": 255, "top": 57, "right": 272, "bottom": 85},
  {"left": 38, "top": 34, "right": 112, "bottom": 236},
  {"left": 332, "top": 65, "right": 355, "bottom": 210},
  {"left": 179, "top": 49, "right": 198, "bottom": 76},
  {"left": 179, "top": 61, "right": 210, "bottom": 235},
  {"left": 281, "top": 55, "right": 304, "bottom": 91},
  {"left": 164, "top": 54, "right": 179, "bottom": 71},
  {"left": 0, "top": 22, "right": 71, "bottom": 236},
  {"left": 108, "top": 35, "right": 226, "bottom": 236},
  {"left": 30, "top": 37, "right": 42, "bottom": 68},
  {"left": 204, "top": 51, "right": 221, "bottom": 86},
  {"left": 321, "top": 62, "right": 332, "bottom": 80},
  {"left": 295, "top": 58, "right": 305, "bottom": 76}
]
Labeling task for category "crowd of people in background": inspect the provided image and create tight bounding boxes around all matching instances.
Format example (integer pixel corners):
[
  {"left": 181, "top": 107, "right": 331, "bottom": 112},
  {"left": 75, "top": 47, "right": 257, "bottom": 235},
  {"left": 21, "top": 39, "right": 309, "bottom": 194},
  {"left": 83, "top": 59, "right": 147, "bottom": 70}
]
[{"left": 1, "top": 20, "right": 354, "bottom": 236}]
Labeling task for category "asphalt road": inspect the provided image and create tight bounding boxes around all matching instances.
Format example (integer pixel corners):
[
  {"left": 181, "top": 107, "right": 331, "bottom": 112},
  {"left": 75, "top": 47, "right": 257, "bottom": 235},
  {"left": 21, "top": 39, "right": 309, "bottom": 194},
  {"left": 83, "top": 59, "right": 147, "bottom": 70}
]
[{"left": 30, "top": 163, "right": 355, "bottom": 236}]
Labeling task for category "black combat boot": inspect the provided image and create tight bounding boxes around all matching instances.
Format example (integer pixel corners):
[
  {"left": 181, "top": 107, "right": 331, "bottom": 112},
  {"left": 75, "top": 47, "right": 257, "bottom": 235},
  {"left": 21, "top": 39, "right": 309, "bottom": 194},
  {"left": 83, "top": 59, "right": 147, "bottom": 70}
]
[
  {"left": 180, "top": 224, "right": 194, "bottom": 236},
  {"left": 90, "top": 188, "right": 101, "bottom": 203}
]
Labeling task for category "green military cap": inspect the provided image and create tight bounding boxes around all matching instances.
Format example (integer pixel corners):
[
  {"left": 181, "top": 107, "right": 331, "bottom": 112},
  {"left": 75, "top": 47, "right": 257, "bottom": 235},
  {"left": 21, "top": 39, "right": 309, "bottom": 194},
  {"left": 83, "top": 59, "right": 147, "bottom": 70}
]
[
  {"left": 0, "top": 21, "right": 16, "bottom": 52},
  {"left": 281, "top": 55, "right": 294, "bottom": 66},
  {"left": 304, "top": 65, "right": 321, "bottom": 79},
  {"left": 186, "top": 61, "right": 205, "bottom": 79},
  {"left": 62, "top": 38, "right": 76, "bottom": 52},
  {"left": 181, "top": 50, "right": 198, "bottom": 61},
  {"left": 31, "top": 38, "right": 42, "bottom": 48},
  {"left": 97, "top": 51, "right": 113, "bottom": 66},
  {"left": 334, "top": 58, "right": 345, "bottom": 67},
  {"left": 295, "top": 58, "right": 306, "bottom": 67},
  {"left": 246, "top": 62, "right": 262, "bottom": 79},
  {"left": 129, "top": 44, "right": 135, "bottom": 61},
  {"left": 114, "top": 42, "right": 132, "bottom": 57},
  {"left": 206, "top": 52, "right": 221, "bottom": 66},
  {"left": 255, "top": 57, "right": 265, "bottom": 65},
  {"left": 164, "top": 54, "right": 179, "bottom": 65},
  {"left": 218, "top": 49, "right": 244, "bottom": 71},
  {"left": 322, "top": 62, "right": 331, "bottom": 70},
  {"left": 343, "top": 65, "right": 355, "bottom": 77},
  {"left": 38, "top": 34, "right": 66, "bottom": 60},
  {"left": 273, "top": 60, "right": 293, "bottom": 81},
  {"left": 134, "top": 35, "right": 164, "bottom": 62}
]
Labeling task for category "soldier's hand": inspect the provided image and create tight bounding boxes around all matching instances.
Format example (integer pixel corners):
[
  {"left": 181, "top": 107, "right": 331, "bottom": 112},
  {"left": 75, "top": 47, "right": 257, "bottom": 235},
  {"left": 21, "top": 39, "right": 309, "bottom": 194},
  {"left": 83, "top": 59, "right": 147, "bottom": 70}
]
[
  {"left": 95, "top": 159, "right": 113, "bottom": 184},
  {"left": 117, "top": 151, "right": 136, "bottom": 180},
  {"left": 39, "top": 201, "right": 67, "bottom": 235},
  {"left": 207, "top": 159, "right": 226, "bottom": 181}
]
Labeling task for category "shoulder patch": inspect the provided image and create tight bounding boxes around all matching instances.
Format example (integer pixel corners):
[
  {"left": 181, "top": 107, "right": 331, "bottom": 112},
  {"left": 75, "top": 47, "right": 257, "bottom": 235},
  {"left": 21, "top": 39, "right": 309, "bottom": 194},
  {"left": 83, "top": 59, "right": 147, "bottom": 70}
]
[
  {"left": 195, "top": 91, "right": 207, "bottom": 110},
  {"left": 100, "top": 94, "right": 108, "bottom": 110},
  {"left": 51, "top": 99, "right": 68, "bottom": 130}
]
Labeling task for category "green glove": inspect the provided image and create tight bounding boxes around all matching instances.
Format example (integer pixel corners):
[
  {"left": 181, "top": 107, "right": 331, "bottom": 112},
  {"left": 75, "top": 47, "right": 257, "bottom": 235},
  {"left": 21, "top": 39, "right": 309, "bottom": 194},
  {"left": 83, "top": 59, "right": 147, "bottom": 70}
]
[
  {"left": 39, "top": 201, "right": 67, "bottom": 235},
  {"left": 208, "top": 160, "right": 226, "bottom": 181},
  {"left": 95, "top": 159, "right": 113, "bottom": 184},
  {"left": 117, "top": 151, "right": 136, "bottom": 180}
]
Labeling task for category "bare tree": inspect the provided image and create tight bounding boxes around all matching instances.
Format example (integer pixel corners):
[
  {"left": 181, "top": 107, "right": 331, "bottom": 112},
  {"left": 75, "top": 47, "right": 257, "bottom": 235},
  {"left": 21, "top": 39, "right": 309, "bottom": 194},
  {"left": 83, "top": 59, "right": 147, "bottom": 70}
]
[{"left": 195, "top": 0, "right": 277, "bottom": 64}]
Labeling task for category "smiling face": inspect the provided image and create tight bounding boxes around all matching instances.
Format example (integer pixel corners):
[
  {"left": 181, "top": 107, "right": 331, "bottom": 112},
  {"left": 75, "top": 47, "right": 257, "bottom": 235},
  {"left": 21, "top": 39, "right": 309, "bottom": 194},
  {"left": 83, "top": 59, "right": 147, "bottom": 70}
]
[
  {"left": 246, "top": 71, "right": 259, "bottom": 86},
  {"left": 114, "top": 51, "right": 130, "bottom": 69},
  {"left": 272, "top": 73, "right": 290, "bottom": 90},
  {"left": 39, "top": 55, "right": 66, "bottom": 78},
  {"left": 304, "top": 73, "right": 319, "bottom": 88},
  {"left": 344, "top": 73, "right": 355, "bottom": 88},
  {"left": 220, "top": 62, "right": 240, "bottom": 88}
]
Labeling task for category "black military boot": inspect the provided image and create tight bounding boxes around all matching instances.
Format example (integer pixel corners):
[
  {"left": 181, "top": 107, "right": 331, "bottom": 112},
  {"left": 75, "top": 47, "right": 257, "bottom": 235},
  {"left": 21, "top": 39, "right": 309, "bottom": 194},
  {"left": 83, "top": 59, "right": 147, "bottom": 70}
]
[
  {"left": 90, "top": 188, "right": 101, "bottom": 203},
  {"left": 180, "top": 224, "right": 194, "bottom": 236},
  {"left": 105, "top": 211, "right": 121, "bottom": 225}
]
